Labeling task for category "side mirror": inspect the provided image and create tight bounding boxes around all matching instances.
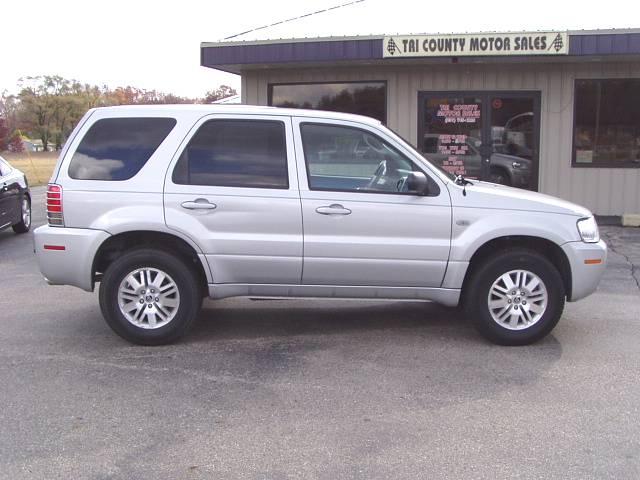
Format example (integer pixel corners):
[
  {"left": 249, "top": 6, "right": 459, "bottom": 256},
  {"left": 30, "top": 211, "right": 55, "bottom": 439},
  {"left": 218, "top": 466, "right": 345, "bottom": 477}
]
[{"left": 406, "top": 171, "right": 429, "bottom": 196}]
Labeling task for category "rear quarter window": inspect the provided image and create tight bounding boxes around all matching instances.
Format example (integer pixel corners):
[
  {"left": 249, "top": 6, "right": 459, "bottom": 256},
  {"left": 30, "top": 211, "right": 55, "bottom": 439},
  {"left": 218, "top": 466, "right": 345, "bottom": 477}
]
[{"left": 68, "top": 117, "right": 176, "bottom": 180}]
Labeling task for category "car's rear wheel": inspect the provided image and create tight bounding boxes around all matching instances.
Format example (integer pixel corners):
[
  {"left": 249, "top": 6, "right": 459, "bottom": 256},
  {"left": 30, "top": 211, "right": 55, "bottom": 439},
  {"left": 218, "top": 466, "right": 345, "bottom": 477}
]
[
  {"left": 12, "top": 195, "right": 31, "bottom": 233},
  {"left": 464, "top": 249, "right": 565, "bottom": 345},
  {"left": 99, "top": 248, "right": 202, "bottom": 345}
]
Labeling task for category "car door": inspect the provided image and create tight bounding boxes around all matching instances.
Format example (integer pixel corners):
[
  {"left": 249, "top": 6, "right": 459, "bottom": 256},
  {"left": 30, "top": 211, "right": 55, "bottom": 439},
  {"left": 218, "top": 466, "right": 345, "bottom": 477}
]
[
  {"left": 293, "top": 118, "right": 452, "bottom": 288},
  {"left": 164, "top": 114, "right": 303, "bottom": 285},
  {"left": 0, "top": 159, "right": 17, "bottom": 228}
]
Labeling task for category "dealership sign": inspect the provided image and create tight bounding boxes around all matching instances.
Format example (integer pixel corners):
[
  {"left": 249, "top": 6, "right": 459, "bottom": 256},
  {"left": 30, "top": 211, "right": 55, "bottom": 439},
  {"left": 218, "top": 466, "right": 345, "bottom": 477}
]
[{"left": 383, "top": 32, "right": 568, "bottom": 58}]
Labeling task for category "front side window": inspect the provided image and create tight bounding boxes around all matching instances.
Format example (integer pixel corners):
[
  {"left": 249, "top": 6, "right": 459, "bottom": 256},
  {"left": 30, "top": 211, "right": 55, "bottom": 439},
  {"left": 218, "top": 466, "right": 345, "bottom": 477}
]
[
  {"left": 300, "top": 123, "right": 436, "bottom": 195},
  {"left": 173, "top": 119, "right": 288, "bottom": 188},
  {"left": 573, "top": 79, "right": 640, "bottom": 167},
  {"left": 68, "top": 117, "right": 176, "bottom": 180},
  {"left": 270, "top": 82, "right": 386, "bottom": 123}
]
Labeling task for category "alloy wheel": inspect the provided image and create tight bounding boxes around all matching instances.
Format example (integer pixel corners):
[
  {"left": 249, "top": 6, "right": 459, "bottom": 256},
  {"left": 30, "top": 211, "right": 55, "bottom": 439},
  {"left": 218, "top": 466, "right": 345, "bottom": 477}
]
[
  {"left": 22, "top": 198, "right": 31, "bottom": 229},
  {"left": 117, "top": 268, "right": 180, "bottom": 329},
  {"left": 487, "top": 269, "right": 548, "bottom": 330}
]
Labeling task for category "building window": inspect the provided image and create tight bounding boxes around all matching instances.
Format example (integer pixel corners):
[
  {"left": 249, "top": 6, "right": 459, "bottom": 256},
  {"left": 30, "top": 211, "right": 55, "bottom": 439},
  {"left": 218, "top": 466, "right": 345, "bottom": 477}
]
[
  {"left": 172, "top": 119, "right": 288, "bottom": 189},
  {"left": 573, "top": 79, "right": 640, "bottom": 167},
  {"left": 269, "top": 82, "right": 387, "bottom": 123}
]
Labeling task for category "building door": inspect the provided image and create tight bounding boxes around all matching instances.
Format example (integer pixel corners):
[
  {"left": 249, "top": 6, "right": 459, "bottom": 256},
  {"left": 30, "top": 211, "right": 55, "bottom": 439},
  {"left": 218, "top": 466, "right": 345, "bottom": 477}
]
[{"left": 418, "top": 91, "right": 541, "bottom": 191}]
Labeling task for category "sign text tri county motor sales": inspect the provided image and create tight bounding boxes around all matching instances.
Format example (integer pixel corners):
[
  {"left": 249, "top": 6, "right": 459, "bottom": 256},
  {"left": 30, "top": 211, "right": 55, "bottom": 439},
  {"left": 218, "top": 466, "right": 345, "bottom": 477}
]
[{"left": 383, "top": 32, "right": 568, "bottom": 58}]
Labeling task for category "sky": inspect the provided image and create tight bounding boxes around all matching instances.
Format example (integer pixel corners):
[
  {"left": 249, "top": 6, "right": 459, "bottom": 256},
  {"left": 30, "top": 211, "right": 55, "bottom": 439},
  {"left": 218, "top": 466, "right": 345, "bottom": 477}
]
[{"left": 2, "top": 0, "right": 639, "bottom": 98}]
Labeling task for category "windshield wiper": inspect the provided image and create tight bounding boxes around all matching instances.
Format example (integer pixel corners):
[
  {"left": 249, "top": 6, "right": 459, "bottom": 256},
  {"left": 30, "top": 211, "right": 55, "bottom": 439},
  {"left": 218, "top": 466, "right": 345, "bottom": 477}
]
[{"left": 455, "top": 174, "right": 474, "bottom": 196}]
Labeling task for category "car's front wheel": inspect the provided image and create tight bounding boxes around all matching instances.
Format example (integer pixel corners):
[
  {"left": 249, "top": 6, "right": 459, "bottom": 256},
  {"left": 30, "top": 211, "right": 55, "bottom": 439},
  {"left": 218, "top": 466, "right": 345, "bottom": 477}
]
[
  {"left": 464, "top": 249, "right": 565, "bottom": 345},
  {"left": 99, "top": 248, "right": 202, "bottom": 345}
]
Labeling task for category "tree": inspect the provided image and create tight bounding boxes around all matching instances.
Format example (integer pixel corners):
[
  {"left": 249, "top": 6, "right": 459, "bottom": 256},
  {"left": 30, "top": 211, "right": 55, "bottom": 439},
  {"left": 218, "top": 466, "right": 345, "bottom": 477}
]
[
  {"left": 0, "top": 91, "right": 20, "bottom": 134},
  {"left": 17, "top": 75, "right": 71, "bottom": 151},
  {"left": 16, "top": 76, "right": 100, "bottom": 150},
  {"left": 8, "top": 131, "right": 24, "bottom": 153},
  {"left": 0, "top": 117, "right": 9, "bottom": 151},
  {"left": 5, "top": 75, "right": 238, "bottom": 149},
  {"left": 204, "top": 85, "right": 237, "bottom": 103}
]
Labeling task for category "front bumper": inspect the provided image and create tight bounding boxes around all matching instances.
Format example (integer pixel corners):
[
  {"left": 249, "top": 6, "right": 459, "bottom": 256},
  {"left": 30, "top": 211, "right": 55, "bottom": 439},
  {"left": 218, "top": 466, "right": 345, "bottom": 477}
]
[
  {"left": 33, "top": 225, "right": 111, "bottom": 292},
  {"left": 562, "top": 239, "right": 608, "bottom": 301}
]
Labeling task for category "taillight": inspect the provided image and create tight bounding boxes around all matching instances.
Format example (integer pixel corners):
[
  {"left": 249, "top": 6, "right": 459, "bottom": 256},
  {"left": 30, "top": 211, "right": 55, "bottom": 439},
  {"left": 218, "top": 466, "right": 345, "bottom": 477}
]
[{"left": 47, "top": 184, "right": 64, "bottom": 226}]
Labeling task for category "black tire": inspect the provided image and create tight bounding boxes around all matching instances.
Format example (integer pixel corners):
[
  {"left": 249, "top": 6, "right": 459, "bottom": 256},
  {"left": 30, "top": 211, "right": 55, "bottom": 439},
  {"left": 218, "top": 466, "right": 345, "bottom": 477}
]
[
  {"left": 463, "top": 248, "right": 565, "bottom": 346},
  {"left": 99, "top": 248, "right": 202, "bottom": 345},
  {"left": 12, "top": 195, "right": 31, "bottom": 234}
]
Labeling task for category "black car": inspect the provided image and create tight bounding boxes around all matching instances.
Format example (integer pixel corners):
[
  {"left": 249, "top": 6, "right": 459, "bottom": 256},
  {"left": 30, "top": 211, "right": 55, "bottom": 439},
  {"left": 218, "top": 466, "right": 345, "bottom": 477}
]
[{"left": 0, "top": 156, "right": 31, "bottom": 234}]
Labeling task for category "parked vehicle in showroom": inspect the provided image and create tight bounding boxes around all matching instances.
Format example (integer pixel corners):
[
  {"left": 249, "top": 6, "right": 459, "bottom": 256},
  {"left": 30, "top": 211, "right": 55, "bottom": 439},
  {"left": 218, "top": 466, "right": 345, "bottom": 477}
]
[
  {"left": 33, "top": 105, "right": 606, "bottom": 346},
  {"left": 0, "top": 156, "right": 31, "bottom": 234}
]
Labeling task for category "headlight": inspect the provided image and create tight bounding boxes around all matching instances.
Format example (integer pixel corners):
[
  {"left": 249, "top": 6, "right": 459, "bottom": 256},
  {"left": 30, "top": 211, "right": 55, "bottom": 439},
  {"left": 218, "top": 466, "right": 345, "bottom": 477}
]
[
  {"left": 512, "top": 161, "right": 523, "bottom": 169},
  {"left": 577, "top": 217, "right": 600, "bottom": 243}
]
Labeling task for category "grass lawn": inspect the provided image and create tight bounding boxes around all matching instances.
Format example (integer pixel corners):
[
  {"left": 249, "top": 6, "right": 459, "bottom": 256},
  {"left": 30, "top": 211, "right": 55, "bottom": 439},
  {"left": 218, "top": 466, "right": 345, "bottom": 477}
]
[{"left": 2, "top": 151, "right": 59, "bottom": 187}]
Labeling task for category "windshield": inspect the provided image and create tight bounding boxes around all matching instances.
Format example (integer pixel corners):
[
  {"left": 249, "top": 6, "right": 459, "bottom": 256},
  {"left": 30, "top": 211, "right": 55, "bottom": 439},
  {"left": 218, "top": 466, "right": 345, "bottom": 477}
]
[{"left": 383, "top": 127, "right": 456, "bottom": 181}]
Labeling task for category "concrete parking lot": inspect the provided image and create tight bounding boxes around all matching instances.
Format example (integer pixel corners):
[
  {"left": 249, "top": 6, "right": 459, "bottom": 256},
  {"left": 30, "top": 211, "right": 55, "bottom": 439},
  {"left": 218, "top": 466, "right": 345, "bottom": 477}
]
[{"left": 1, "top": 186, "right": 639, "bottom": 480}]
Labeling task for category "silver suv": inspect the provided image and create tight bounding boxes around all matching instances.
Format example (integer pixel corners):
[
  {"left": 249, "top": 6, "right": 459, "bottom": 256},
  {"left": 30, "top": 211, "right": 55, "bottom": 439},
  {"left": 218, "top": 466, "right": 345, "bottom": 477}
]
[{"left": 34, "top": 105, "right": 607, "bottom": 346}]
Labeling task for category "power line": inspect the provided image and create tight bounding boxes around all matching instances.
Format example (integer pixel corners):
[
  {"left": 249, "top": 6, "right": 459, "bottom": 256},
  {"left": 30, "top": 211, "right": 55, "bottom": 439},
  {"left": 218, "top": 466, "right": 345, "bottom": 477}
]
[{"left": 223, "top": 0, "right": 367, "bottom": 40}]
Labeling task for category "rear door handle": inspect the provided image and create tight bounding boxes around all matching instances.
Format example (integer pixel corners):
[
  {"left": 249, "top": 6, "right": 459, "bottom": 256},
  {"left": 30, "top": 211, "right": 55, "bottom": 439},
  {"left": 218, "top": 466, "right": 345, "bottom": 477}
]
[
  {"left": 315, "top": 204, "right": 352, "bottom": 215},
  {"left": 181, "top": 198, "right": 217, "bottom": 210}
]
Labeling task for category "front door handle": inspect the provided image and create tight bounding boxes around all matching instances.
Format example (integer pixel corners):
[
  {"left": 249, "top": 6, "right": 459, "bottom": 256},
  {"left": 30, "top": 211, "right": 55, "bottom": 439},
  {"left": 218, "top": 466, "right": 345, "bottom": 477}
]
[
  {"left": 181, "top": 198, "right": 217, "bottom": 210},
  {"left": 315, "top": 204, "right": 352, "bottom": 215}
]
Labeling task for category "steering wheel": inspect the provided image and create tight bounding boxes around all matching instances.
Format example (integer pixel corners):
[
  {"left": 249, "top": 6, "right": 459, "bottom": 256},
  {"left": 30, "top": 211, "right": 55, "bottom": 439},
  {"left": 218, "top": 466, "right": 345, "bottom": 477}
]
[
  {"left": 396, "top": 176, "right": 407, "bottom": 192},
  {"left": 364, "top": 160, "right": 387, "bottom": 190},
  {"left": 363, "top": 134, "right": 386, "bottom": 153}
]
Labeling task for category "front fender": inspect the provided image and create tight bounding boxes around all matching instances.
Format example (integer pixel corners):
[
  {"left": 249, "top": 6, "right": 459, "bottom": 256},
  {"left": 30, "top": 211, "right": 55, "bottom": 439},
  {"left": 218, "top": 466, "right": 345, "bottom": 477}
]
[
  {"left": 440, "top": 208, "right": 579, "bottom": 290},
  {"left": 450, "top": 208, "right": 580, "bottom": 262}
]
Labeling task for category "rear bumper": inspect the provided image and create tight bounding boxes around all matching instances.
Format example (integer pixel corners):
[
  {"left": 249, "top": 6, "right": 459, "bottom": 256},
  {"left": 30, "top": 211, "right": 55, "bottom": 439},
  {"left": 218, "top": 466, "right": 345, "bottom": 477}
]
[
  {"left": 562, "top": 240, "right": 608, "bottom": 301},
  {"left": 34, "top": 225, "right": 111, "bottom": 292}
]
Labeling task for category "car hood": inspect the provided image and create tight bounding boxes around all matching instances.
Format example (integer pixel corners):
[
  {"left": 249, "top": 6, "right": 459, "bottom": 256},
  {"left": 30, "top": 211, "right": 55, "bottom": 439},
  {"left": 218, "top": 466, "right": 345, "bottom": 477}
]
[{"left": 449, "top": 180, "right": 592, "bottom": 217}]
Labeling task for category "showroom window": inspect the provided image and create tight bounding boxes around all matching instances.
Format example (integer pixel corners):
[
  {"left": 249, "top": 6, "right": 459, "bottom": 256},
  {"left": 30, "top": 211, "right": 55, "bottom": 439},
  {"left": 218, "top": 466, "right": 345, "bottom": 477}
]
[
  {"left": 269, "top": 81, "right": 387, "bottom": 123},
  {"left": 573, "top": 79, "right": 640, "bottom": 167},
  {"left": 172, "top": 119, "right": 288, "bottom": 188}
]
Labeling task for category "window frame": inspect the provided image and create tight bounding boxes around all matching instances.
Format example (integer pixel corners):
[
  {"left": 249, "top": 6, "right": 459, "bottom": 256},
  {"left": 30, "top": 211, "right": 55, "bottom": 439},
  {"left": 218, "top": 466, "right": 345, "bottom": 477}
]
[
  {"left": 168, "top": 114, "right": 296, "bottom": 192},
  {"left": 268, "top": 80, "right": 388, "bottom": 124},
  {"left": 571, "top": 78, "right": 640, "bottom": 169},
  {"left": 298, "top": 121, "right": 440, "bottom": 197}
]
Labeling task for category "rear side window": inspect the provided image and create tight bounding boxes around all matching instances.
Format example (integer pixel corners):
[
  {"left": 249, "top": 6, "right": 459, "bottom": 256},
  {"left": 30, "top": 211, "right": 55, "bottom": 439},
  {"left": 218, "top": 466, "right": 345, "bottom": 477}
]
[
  {"left": 172, "top": 119, "right": 288, "bottom": 188},
  {"left": 68, "top": 117, "right": 176, "bottom": 180}
]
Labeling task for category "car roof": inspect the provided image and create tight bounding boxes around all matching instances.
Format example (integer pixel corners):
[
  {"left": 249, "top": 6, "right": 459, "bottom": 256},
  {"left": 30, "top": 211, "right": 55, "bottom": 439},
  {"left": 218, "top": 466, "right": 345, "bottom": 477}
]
[{"left": 93, "top": 104, "right": 383, "bottom": 127}]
